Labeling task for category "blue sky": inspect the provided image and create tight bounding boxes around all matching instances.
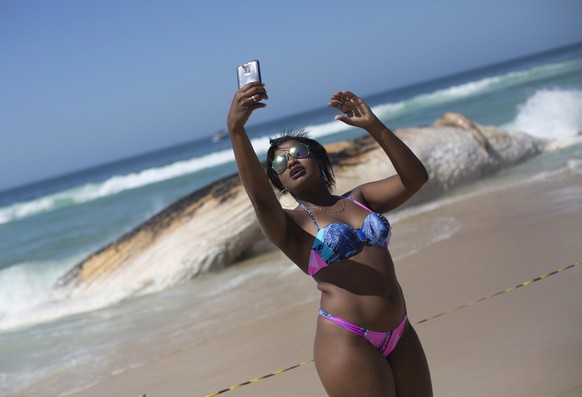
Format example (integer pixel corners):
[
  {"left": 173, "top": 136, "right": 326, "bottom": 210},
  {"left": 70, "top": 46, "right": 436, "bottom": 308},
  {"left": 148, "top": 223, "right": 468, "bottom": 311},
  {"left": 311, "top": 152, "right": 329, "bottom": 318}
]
[{"left": 1, "top": 0, "right": 581, "bottom": 192}]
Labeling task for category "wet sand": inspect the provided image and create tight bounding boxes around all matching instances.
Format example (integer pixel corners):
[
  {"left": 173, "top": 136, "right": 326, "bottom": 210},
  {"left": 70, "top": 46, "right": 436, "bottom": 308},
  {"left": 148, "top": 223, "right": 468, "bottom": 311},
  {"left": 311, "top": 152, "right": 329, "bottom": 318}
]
[{"left": 70, "top": 167, "right": 582, "bottom": 397}]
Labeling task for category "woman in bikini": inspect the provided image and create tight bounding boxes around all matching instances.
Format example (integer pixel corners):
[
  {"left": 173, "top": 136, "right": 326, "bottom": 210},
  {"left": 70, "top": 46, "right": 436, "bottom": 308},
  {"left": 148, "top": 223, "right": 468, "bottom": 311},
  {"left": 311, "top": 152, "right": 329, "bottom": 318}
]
[{"left": 227, "top": 81, "right": 432, "bottom": 397}]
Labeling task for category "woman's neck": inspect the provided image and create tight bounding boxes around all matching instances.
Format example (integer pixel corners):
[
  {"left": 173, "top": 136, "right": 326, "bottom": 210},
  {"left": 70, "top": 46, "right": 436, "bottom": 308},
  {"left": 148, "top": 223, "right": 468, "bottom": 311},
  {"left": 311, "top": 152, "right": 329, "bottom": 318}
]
[{"left": 295, "top": 190, "right": 337, "bottom": 206}]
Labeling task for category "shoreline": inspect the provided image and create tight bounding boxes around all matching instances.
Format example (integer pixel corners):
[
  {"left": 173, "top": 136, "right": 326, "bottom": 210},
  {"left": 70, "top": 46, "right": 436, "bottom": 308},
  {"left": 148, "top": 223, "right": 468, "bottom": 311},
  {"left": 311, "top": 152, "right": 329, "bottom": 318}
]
[{"left": 67, "top": 147, "right": 582, "bottom": 397}]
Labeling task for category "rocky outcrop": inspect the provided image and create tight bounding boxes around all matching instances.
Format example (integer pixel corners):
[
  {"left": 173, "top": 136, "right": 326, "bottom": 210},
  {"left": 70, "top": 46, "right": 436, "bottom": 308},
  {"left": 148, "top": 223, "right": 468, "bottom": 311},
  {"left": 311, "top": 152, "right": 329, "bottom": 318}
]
[{"left": 55, "top": 119, "right": 546, "bottom": 298}]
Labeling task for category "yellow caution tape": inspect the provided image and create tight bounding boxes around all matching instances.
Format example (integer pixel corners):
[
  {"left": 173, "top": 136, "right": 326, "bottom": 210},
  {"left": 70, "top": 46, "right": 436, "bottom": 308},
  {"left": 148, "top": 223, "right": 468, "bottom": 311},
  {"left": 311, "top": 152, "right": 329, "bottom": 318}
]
[
  {"left": 203, "top": 261, "right": 581, "bottom": 396},
  {"left": 415, "top": 261, "right": 581, "bottom": 324},
  {"left": 204, "top": 360, "right": 314, "bottom": 397}
]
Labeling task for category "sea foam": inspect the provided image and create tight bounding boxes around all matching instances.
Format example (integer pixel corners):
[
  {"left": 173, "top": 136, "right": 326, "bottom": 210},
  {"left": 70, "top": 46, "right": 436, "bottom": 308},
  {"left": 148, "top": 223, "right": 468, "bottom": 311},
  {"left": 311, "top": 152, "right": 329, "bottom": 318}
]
[
  {"left": 0, "top": 259, "right": 75, "bottom": 325},
  {"left": 0, "top": 149, "right": 235, "bottom": 225},
  {"left": 509, "top": 89, "right": 582, "bottom": 141}
]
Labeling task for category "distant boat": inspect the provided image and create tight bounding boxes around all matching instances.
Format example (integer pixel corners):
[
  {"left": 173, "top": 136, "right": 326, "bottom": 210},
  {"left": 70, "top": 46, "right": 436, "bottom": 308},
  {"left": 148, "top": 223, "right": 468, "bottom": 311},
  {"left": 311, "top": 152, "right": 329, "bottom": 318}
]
[{"left": 212, "top": 129, "right": 228, "bottom": 143}]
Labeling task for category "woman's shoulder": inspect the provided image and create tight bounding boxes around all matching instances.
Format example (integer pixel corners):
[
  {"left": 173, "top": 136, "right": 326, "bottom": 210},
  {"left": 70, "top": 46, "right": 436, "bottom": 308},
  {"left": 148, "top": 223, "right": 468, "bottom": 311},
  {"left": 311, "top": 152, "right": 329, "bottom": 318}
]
[
  {"left": 340, "top": 189, "right": 366, "bottom": 204},
  {"left": 283, "top": 205, "right": 320, "bottom": 236},
  {"left": 283, "top": 205, "right": 308, "bottom": 220}
]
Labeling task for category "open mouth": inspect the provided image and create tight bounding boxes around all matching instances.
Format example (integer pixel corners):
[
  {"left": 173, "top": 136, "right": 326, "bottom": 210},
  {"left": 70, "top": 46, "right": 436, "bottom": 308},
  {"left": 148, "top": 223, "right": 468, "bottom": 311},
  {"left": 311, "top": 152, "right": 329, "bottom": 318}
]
[{"left": 290, "top": 166, "right": 306, "bottom": 179}]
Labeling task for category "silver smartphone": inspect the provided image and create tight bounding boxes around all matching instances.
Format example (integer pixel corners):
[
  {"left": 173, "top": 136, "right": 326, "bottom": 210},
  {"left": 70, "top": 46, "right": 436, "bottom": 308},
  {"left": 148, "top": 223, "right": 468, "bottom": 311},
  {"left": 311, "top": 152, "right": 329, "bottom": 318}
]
[{"left": 237, "top": 60, "right": 261, "bottom": 89}]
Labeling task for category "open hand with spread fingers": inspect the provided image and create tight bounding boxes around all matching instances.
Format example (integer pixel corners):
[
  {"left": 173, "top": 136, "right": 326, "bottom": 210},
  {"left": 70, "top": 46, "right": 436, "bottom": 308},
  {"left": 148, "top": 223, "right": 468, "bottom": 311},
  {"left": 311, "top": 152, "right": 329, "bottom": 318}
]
[{"left": 327, "top": 91, "right": 381, "bottom": 130}]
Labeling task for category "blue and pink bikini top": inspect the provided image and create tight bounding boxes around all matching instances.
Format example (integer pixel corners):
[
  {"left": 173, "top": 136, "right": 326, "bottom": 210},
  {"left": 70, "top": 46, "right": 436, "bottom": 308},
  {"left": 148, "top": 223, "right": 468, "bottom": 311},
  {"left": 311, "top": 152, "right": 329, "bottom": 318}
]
[{"left": 299, "top": 197, "right": 392, "bottom": 277}]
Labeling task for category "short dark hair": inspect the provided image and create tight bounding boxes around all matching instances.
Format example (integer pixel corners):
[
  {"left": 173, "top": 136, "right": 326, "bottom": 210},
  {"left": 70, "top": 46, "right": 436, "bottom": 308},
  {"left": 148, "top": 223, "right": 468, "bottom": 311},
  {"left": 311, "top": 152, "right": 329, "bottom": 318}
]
[{"left": 266, "top": 129, "right": 335, "bottom": 192}]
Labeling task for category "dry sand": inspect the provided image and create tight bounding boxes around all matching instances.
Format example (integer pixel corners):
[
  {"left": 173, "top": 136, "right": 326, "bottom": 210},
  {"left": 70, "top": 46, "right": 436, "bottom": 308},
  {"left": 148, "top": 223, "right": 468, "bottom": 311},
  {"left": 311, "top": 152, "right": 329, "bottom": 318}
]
[{"left": 70, "top": 168, "right": 582, "bottom": 397}]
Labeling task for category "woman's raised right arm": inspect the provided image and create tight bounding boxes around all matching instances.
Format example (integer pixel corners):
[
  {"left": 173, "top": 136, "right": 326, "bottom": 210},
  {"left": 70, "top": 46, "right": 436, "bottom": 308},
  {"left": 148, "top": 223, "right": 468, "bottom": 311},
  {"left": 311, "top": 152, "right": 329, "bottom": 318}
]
[{"left": 227, "top": 83, "right": 290, "bottom": 249}]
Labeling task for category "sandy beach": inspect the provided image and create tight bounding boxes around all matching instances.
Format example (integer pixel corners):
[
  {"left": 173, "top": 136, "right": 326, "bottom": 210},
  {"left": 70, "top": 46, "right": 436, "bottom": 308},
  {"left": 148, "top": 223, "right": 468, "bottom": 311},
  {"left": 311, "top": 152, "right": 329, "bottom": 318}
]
[
  {"left": 2, "top": 41, "right": 581, "bottom": 397},
  {"left": 67, "top": 160, "right": 582, "bottom": 397}
]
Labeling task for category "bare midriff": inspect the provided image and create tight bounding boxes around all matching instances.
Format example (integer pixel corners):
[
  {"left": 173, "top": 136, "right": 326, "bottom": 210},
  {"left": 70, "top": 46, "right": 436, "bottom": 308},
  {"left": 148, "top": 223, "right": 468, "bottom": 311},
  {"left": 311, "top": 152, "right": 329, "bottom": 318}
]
[{"left": 315, "top": 247, "right": 406, "bottom": 331}]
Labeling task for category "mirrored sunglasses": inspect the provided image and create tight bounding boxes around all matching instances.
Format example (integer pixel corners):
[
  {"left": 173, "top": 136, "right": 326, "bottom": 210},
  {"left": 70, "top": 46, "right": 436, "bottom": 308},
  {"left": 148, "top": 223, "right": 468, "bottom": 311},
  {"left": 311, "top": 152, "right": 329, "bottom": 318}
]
[{"left": 271, "top": 143, "right": 310, "bottom": 174}]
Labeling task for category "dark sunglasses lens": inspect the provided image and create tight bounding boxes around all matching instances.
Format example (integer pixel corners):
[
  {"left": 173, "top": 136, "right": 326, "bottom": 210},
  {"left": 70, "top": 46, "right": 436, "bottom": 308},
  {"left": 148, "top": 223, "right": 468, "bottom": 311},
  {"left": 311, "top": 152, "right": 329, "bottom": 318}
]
[
  {"left": 290, "top": 144, "right": 309, "bottom": 158},
  {"left": 272, "top": 154, "right": 287, "bottom": 173}
]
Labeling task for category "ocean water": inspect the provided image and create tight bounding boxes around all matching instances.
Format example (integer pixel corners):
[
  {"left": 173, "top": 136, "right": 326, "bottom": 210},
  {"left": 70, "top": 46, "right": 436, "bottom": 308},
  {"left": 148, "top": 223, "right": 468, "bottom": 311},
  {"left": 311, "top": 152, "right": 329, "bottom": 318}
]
[{"left": 1, "top": 42, "right": 582, "bottom": 396}]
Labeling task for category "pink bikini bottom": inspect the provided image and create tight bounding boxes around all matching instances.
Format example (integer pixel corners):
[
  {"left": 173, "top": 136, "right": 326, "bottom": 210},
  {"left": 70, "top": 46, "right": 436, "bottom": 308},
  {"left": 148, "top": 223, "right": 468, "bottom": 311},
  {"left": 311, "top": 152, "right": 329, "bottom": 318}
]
[{"left": 319, "top": 308, "right": 407, "bottom": 357}]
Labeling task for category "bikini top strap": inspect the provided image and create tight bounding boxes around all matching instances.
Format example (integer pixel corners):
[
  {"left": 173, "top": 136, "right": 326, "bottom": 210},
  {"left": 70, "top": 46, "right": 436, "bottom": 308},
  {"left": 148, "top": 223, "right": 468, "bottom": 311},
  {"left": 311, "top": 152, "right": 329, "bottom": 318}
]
[
  {"left": 344, "top": 196, "right": 372, "bottom": 212},
  {"left": 298, "top": 203, "right": 320, "bottom": 231}
]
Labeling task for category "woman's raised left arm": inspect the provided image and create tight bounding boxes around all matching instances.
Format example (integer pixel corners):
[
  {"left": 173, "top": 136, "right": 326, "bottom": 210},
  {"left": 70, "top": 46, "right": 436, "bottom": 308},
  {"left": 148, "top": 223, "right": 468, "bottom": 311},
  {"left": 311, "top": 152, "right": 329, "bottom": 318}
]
[{"left": 328, "top": 91, "right": 428, "bottom": 213}]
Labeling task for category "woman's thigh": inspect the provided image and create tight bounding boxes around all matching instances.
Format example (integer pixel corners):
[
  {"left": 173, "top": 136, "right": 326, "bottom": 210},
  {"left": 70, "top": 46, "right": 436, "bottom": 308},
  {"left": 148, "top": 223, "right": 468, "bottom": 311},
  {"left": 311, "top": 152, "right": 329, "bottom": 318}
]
[
  {"left": 387, "top": 321, "right": 433, "bottom": 397},
  {"left": 314, "top": 318, "right": 397, "bottom": 397}
]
